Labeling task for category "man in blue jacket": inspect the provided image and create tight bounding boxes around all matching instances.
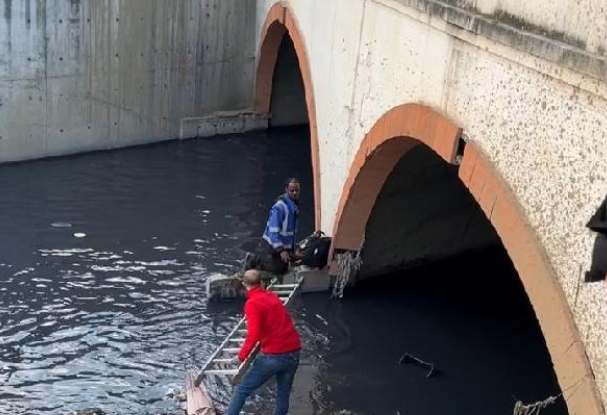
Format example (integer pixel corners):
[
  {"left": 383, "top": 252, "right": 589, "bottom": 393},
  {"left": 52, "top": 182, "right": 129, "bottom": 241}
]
[{"left": 242, "top": 178, "right": 300, "bottom": 274}]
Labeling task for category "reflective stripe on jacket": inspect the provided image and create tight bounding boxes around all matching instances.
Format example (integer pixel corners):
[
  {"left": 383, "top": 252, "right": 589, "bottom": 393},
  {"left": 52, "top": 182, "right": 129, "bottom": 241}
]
[{"left": 262, "top": 194, "right": 298, "bottom": 250}]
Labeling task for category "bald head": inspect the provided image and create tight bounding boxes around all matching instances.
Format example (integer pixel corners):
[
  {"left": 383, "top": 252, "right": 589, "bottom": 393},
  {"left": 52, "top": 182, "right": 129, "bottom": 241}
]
[{"left": 242, "top": 269, "right": 262, "bottom": 288}]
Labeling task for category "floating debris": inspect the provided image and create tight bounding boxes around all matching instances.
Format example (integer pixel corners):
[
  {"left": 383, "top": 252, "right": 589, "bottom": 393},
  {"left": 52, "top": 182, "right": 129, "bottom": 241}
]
[
  {"left": 398, "top": 353, "right": 441, "bottom": 378},
  {"left": 512, "top": 395, "right": 560, "bottom": 415},
  {"left": 166, "top": 387, "right": 187, "bottom": 402},
  {"left": 74, "top": 233, "right": 86, "bottom": 238}
]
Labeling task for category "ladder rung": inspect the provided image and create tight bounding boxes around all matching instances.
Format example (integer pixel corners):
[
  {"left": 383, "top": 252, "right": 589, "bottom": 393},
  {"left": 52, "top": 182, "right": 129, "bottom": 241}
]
[
  {"left": 205, "top": 369, "right": 239, "bottom": 376},
  {"left": 211, "top": 358, "right": 236, "bottom": 364},
  {"left": 270, "top": 284, "right": 299, "bottom": 289},
  {"left": 196, "top": 277, "right": 304, "bottom": 382}
]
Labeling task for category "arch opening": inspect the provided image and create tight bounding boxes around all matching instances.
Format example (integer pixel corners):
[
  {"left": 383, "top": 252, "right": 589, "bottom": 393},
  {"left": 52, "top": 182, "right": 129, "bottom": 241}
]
[
  {"left": 269, "top": 35, "right": 309, "bottom": 127},
  {"left": 331, "top": 104, "right": 603, "bottom": 415},
  {"left": 255, "top": 4, "right": 321, "bottom": 229},
  {"left": 360, "top": 143, "right": 500, "bottom": 278},
  {"left": 358, "top": 140, "right": 566, "bottom": 413}
]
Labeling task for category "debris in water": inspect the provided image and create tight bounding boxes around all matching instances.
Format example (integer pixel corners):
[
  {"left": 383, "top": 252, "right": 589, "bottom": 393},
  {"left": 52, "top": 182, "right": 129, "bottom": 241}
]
[
  {"left": 74, "top": 233, "right": 86, "bottom": 238},
  {"left": 398, "top": 353, "right": 441, "bottom": 378},
  {"left": 512, "top": 395, "right": 560, "bottom": 415},
  {"left": 166, "top": 387, "right": 187, "bottom": 402}
]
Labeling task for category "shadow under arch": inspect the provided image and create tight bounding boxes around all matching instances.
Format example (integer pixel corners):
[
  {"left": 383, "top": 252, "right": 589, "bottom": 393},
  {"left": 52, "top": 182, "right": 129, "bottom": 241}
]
[
  {"left": 255, "top": 3, "right": 321, "bottom": 230},
  {"left": 330, "top": 103, "right": 604, "bottom": 415}
]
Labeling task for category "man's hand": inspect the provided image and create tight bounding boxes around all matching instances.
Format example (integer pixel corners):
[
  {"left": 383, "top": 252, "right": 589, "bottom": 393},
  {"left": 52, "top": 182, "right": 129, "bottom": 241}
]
[
  {"left": 230, "top": 356, "right": 242, "bottom": 366},
  {"left": 280, "top": 250, "right": 290, "bottom": 263}
]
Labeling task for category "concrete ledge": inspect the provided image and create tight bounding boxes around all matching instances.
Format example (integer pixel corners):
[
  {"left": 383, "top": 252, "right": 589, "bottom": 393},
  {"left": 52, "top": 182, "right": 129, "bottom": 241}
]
[
  {"left": 179, "top": 111, "right": 269, "bottom": 139},
  {"left": 283, "top": 266, "right": 332, "bottom": 293},
  {"left": 391, "top": 0, "right": 607, "bottom": 82}
]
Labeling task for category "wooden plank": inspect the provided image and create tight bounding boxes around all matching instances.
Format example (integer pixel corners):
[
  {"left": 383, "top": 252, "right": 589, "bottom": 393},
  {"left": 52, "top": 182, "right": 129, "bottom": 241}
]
[{"left": 185, "top": 370, "right": 216, "bottom": 415}]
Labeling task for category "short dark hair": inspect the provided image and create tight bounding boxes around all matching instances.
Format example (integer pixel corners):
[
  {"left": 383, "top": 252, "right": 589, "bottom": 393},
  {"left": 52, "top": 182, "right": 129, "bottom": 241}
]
[{"left": 285, "top": 178, "right": 300, "bottom": 187}]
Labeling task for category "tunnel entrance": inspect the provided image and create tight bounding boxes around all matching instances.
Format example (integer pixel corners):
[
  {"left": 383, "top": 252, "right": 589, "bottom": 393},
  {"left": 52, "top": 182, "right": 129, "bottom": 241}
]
[
  {"left": 353, "top": 144, "right": 567, "bottom": 413},
  {"left": 360, "top": 144, "right": 500, "bottom": 278},
  {"left": 269, "top": 35, "right": 309, "bottom": 128},
  {"left": 330, "top": 104, "right": 600, "bottom": 415},
  {"left": 262, "top": 30, "right": 314, "bottom": 233}
]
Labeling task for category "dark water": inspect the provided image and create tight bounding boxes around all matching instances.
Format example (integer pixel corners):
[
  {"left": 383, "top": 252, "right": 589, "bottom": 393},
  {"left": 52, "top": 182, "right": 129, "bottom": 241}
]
[
  {"left": 0, "top": 127, "right": 565, "bottom": 415},
  {"left": 0, "top": 129, "right": 314, "bottom": 415},
  {"left": 285, "top": 248, "right": 567, "bottom": 415}
]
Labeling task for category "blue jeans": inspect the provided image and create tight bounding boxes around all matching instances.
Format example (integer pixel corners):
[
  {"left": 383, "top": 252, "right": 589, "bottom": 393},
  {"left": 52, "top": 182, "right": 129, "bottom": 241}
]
[{"left": 224, "top": 350, "right": 300, "bottom": 415}]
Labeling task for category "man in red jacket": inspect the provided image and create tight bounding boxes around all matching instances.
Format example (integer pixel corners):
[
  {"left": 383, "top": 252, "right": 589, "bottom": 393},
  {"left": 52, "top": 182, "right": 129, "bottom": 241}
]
[{"left": 224, "top": 269, "right": 301, "bottom": 415}]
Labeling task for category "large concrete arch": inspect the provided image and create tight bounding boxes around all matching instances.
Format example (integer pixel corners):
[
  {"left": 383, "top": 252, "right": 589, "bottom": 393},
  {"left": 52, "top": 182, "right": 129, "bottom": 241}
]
[
  {"left": 254, "top": 3, "right": 321, "bottom": 229},
  {"left": 331, "top": 103, "right": 604, "bottom": 415}
]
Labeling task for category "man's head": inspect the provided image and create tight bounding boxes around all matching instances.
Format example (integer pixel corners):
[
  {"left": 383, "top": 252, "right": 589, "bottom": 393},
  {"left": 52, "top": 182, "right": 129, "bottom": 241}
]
[
  {"left": 285, "top": 178, "right": 301, "bottom": 202},
  {"left": 242, "top": 269, "right": 262, "bottom": 290}
]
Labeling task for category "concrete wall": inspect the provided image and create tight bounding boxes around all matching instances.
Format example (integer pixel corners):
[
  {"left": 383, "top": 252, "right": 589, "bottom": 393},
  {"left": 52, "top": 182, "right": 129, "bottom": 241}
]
[
  {"left": 393, "top": 0, "right": 607, "bottom": 82},
  {"left": 439, "top": 0, "right": 607, "bottom": 55},
  {"left": 256, "top": 0, "right": 607, "bottom": 410},
  {"left": 0, "top": 0, "right": 256, "bottom": 163}
]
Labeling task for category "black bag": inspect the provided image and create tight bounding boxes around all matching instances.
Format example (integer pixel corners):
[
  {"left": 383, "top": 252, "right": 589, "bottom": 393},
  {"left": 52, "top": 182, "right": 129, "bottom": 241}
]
[{"left": 297, "top": 231, "right": 332, "bottom": 268}]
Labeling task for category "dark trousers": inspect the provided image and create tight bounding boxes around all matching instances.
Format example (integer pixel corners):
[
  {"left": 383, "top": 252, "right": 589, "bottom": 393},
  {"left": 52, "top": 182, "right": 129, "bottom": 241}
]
[{"left": 245, "top": 239, "right": 289, "bottom": 274}]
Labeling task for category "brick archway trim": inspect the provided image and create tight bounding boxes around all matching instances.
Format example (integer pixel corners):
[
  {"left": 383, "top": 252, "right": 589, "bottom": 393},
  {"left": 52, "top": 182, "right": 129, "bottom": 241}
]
[
  {"left": 331, "top": 103, "right": 604, "bottom": 415},
  {"left": 255, "top": 3, "right": 321, "bottom": 230}
]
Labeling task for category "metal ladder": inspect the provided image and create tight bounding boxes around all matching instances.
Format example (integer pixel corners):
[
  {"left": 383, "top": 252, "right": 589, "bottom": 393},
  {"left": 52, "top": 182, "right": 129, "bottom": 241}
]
[{"left": 194, "top": 276, "right": 304, "bottom": 388}]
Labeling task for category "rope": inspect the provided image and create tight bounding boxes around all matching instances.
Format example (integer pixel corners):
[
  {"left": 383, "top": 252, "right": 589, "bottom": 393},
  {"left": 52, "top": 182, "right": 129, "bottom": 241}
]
[
  {"left": 332, "top": 237, "right": 364, "bottom": 299},
  {"left": 511, "top": 374, "right": 587, "bottom": 415},
  {"left": 512, "top": 395, "right": 559, "bottom": 415}
]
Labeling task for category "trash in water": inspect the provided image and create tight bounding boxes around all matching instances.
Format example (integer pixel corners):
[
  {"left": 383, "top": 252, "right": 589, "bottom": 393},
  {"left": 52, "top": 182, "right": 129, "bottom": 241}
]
[
  {"left": 74, "top": 233, "right": 86, "bottom": 238},
  {"left": 398, "top": 353, "right": 441, "bottom": 378},
  {"left": 165, "top": 387, "right": 187, "bottom": 402}
]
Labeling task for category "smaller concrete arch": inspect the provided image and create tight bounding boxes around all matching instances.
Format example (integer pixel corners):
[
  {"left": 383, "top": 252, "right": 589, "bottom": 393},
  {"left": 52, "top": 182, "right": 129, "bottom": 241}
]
[
  {"left": 331, "top": 103, "right": 604, "bottom": 415},
  {"left": 254, "top": 3, "right": 322, "bottom": 230}
]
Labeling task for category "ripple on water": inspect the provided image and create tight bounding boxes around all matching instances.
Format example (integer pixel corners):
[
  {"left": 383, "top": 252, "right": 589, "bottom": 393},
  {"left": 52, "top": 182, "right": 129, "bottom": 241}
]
[{"left": 0, "top": 129, "right": 316, "bottom": 415}]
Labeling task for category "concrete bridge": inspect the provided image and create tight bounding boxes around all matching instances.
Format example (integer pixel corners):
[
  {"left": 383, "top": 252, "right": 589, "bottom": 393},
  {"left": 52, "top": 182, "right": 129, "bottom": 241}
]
[
  {"left": 1, "top": 1, "right": 606, "bottom": 414},
  {"left": 253, "top": 1, "right": 607, "bottom": 414}
]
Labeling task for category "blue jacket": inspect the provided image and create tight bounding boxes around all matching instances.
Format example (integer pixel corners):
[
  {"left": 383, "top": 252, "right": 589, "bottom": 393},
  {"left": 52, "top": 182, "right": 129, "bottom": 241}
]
[{"left": 262, "top": 194, "right": 299, "bottom": 251}]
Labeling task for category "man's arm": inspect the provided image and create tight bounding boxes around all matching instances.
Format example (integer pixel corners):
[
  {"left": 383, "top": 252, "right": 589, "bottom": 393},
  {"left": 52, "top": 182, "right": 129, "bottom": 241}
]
[
  {"left": 265, "top": 204, "right": 286, "bottom": 251},
  {"left": 238, "top": 301, "right": 262, "bottom": 361}
]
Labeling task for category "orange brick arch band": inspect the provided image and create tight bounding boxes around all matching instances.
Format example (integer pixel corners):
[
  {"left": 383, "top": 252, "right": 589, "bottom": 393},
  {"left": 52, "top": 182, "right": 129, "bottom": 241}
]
[
  {"left": 331, "top": 103, "right": 604, "bottom": 415},
  {"left": 255, "top": 3, "right": 321, "bottom": 230}
]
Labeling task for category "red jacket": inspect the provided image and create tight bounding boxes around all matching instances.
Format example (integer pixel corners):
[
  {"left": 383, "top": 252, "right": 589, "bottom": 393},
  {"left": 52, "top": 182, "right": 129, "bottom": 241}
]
[{"left": 238, "top": 286, "right": 301, "bottom": 361}]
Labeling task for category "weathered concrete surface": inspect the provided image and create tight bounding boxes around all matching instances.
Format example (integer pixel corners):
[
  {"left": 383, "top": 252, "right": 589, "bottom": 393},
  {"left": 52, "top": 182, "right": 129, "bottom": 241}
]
[
  {"left": 0, "top": 0, "right": 256, "bottom": 163},
  {"left": 392, "top": 0, "right": 607, "bottom": 82},
  {"left": 179, "top": 111, "right": 268, "bottom": 139},
  {"left": 255, "top": 0, "right": 607, "bottom": 412},
  {"left": 207, "top": 267, "right": 331, "bottom": 301}
]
